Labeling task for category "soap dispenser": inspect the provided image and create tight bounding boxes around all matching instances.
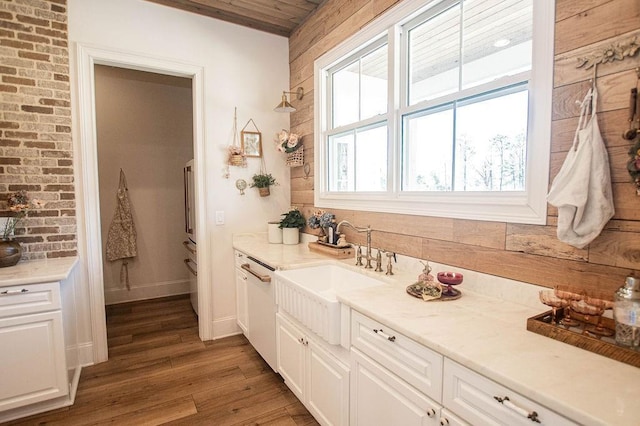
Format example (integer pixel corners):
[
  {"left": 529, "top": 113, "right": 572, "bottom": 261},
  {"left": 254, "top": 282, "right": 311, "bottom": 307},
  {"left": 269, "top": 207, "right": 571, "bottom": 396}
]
[{"left": 614, "top": 276, "right": 640, "bottom": 349}]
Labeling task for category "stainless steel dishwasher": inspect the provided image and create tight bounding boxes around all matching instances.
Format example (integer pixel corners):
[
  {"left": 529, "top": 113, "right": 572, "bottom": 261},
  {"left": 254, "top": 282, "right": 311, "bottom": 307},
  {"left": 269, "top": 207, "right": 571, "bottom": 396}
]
[{"left": 241, "top": 255, "right": 277, "bottom": 372}]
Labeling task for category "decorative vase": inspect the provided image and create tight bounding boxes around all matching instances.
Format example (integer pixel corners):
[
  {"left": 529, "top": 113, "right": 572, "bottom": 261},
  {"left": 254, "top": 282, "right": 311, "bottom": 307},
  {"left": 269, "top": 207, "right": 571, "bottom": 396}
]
[
  {"left": 282, "top": 228, "right": 300, "bottom": 245},
  {"left": 258, "top": 187, "right": 270, "bottom": 197},
  {"left": 0, "top": 238, "right": 22, "bottom": 268}
]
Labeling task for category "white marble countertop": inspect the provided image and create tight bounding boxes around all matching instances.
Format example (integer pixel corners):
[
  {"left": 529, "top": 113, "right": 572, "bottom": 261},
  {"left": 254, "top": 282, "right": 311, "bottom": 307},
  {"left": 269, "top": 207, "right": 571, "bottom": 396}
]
[
  {"left": 233, "top": 233, "right": 640, "bottom": 426},
  {"left": 0, "top": 257, "right": 78, "bottom": 287}
]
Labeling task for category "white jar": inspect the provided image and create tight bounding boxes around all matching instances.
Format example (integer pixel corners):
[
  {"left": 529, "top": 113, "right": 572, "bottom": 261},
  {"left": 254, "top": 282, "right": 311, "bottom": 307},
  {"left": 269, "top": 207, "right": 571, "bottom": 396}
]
[{"left": 268, "top": 222, "right": 282, "bottom": 244}]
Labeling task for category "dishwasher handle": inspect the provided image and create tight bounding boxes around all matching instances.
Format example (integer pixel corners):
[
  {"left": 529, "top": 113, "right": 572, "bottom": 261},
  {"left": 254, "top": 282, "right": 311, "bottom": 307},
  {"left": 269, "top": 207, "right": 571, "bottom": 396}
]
[{"left": 241, "top": 263, "right": 271, "bottom": 283}]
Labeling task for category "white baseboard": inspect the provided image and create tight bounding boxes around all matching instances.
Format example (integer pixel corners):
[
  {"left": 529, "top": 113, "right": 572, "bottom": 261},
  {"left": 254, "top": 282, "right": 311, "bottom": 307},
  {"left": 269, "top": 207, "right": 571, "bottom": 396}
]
[
  {"left": 77, "top": 342, "right": 95, "bottom": 367},
  {"left": 212, "top": 315, "right": 241, "bottom": 340},
  {"left": 104, "top": 279, "right": 190, "bottom": 305}
]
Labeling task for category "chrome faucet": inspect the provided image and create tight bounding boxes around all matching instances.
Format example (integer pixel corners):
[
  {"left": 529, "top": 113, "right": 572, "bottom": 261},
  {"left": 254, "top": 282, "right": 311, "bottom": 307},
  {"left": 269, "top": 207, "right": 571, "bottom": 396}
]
[{"left": 337, "top": 220, "right": 373, "bottom": 269}]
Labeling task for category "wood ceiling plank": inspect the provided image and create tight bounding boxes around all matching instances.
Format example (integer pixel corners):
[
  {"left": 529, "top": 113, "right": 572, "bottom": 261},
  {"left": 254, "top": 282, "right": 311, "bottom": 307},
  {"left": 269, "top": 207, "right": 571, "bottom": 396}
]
[
  {"left": 190, "top": 0, "right": 298, "bottom": 30},
  {"left": 145, "top": 0, "right": 323, "bottom": 36}
]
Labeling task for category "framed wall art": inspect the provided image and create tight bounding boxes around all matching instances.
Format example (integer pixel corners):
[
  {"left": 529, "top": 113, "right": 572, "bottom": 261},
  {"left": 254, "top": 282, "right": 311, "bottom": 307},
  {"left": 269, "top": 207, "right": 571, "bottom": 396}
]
[{"left": 241, "top": 130, "right": 262, "bottom": 158}]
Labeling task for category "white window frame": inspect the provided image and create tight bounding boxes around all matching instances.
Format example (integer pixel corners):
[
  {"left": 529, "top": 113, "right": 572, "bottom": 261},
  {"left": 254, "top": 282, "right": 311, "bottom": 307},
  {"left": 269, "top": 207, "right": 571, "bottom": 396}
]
[{"left": 314, "top": 0, "right": 555, "bottom": 224}]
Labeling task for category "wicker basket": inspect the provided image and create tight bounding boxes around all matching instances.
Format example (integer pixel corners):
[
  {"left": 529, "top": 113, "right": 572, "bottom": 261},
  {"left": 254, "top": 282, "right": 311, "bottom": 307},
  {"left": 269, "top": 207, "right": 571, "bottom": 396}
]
[
  {"left": 229, "top": 154, "right": 244, "bottom": 166},
  {"left": 286, "top": 146, "right": 304, "bottom": 167},
  {"left": 258, "top": 187, "right": 270, "bottom": 197}
]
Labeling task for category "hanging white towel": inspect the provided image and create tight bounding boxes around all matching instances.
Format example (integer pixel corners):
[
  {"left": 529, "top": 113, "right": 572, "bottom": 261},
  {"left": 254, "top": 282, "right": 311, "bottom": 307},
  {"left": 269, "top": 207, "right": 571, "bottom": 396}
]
[
  {"left": 106, "top": 169, "right": 137, "bottom": 289},
  {"left": 547, "top": 87, "right": 614, "bottom": 249}
]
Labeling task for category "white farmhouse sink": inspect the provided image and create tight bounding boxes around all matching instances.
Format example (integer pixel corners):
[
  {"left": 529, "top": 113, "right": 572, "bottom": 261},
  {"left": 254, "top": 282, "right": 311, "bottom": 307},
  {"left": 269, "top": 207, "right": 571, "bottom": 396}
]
[{"left": 275, "top": 264, "right": 385, "bottom": 345}]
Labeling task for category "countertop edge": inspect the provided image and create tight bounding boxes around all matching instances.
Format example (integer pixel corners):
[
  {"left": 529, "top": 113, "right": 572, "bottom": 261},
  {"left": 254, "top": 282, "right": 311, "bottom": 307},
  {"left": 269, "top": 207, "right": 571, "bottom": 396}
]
[{"left": 0, "top": 257, "right": 79, "bottom": 287}]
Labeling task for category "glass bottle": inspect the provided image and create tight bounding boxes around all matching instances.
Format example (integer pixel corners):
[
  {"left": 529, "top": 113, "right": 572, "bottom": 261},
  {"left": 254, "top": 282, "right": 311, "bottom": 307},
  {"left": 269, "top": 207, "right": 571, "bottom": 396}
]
[{"left": 614, "top": 276, "right": 640, "bottom": 349}]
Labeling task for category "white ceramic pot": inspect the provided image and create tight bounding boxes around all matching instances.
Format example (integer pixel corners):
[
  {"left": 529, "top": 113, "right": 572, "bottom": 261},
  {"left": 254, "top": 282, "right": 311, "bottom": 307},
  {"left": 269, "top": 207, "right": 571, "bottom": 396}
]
[
  {"left": 282, "top": 227, "right": 300, "bottom": 245},
  {"left": 268, "top": 222, "right": 282, "bottom": 244}
]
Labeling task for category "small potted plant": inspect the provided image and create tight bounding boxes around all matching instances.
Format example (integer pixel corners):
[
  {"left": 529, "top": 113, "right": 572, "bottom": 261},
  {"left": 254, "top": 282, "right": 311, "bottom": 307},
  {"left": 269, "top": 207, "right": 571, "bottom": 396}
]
[
  {"left": 279, "top": 208, "right": 305, "bottom": 245},
  {"left": 250, "top": 173, "right": 277, "bottom": 197}
]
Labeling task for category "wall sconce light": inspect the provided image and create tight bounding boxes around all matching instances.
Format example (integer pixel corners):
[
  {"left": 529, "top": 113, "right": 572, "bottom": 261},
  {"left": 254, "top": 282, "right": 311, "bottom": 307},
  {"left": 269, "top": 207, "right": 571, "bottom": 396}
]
[{"left": 274, "top": 87, "right": 304, "bottom": 113}]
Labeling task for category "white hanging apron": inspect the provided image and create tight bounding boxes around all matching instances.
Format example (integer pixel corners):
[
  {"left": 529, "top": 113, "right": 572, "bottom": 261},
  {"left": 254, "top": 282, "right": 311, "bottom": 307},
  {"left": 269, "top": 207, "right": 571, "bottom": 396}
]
[
  {"left": 106, "top": 169, "right": 137, "bottom": 289},
  {"left": 547, "top": 87, "right": 614, "bottom": 249}
]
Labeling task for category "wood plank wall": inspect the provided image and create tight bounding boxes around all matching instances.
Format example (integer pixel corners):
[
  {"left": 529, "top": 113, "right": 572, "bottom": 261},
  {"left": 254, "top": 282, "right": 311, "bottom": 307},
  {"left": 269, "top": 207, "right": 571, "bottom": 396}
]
[{"left": 287, "top": 0, "right": 640, "bottom": 299}]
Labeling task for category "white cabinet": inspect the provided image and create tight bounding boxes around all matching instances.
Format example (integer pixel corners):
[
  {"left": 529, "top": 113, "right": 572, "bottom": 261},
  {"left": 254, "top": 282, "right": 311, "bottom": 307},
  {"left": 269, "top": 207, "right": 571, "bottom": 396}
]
[
  {"left": 0, "top": 282, "right": 68, "bottom": 412},
  {"left": 350, "top": 310, "right": 575, "bottom": 426},
  {"left": 443, "top": 359, "right": 575, "bottom": 426},
  {"left": 350, "top": 311, "right": 443, "bottom": 426},
  {"left": 351, "top": 347, "right": 441, "bottom": 426},
  {"left": 235, "top": 267, "right": 248, "bottom": 334},
  {"left": 351, "top": 310, "right": 443, "bottom": 402},
  {"left": 439, "top": 408, "right": 469, "bottom": 426},
  {"left": 276, "top": 313, "right": 349, "bottom": 426}
]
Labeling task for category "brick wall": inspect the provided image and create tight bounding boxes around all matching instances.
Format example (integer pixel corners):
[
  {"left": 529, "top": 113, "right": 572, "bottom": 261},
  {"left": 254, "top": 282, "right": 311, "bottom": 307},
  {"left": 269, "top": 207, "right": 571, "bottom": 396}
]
[{"left": 0, "top": 0, "right": 76, "bottom": 260}]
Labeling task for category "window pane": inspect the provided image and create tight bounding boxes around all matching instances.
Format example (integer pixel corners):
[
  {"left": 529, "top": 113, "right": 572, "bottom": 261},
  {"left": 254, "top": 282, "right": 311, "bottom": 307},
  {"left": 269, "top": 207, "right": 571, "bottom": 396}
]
[
  {"left": 462, "top": 0, "right": 532, "bottom": 90},
  {"left": 402, "top": 107, "right": 454, "bottom": 191},
  {"left": 454, "top": 88, "right": 528, "bottom": 191},
  {"left": 408, "top": 4, "right": 460, "bottom": 105},
  {"left": 328, "top": 132, "right": 355, "bottom": 191},
  {"left": 333, "top": 61, "right": 359, "bottom": 128},
  {"left": 355, "top": 124, "right": 387, "bottom": 191},
  {"left": 361, "top": 44, "right": 388, "bottom": 121}
]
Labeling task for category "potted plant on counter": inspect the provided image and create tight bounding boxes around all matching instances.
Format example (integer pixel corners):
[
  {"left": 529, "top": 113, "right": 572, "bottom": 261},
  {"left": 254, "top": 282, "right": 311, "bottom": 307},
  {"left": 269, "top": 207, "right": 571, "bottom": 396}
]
[
  {"left": 279, "top": 208, "right": 305, "bottom": 245},
  {"left": 250, "top": 172, "right": 277, "bottom": 197}
]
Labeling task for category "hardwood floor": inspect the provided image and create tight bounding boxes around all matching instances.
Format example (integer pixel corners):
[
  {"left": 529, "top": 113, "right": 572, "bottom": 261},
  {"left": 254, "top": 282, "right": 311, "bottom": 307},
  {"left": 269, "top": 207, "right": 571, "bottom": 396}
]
[{"left": 7, "top": 295, "right": 319, "bottom": 426}]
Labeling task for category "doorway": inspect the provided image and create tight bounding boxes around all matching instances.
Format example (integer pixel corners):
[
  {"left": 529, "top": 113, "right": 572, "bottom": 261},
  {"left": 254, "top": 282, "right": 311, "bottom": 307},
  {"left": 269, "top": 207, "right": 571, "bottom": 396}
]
[
  {"left": 74, "top": 44, "right": 210, "bottom": 364},
  {"left": 94, "top": 65, "right": 194, "bottom": 309}
]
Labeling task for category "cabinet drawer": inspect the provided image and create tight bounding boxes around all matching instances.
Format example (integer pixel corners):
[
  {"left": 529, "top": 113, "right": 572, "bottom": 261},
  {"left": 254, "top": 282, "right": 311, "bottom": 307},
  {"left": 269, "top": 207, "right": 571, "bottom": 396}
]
[
  {"left": 0, "top": 282, "right": 61, "bottom": 318},
  {"left": 351, "top": 311, "right": 443, "bottom": 402},
  {"left": 443, "top": 359, "right": 576, "bottom": 426},
  {"left": 234, "top": 250, "right": 247, "bottom": 268}
]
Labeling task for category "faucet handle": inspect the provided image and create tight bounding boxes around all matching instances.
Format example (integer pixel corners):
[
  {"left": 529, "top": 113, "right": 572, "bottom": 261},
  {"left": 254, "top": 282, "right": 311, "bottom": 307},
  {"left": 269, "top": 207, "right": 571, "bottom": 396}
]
[
  {"left": 375, "top": 249, "right": 383, "bottom": 272},
  {"left": 355, "top": 245, "right": 363, "bottom": 266}
]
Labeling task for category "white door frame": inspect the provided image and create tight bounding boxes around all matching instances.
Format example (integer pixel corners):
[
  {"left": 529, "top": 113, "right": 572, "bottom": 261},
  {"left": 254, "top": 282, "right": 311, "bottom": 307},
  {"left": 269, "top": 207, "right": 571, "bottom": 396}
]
[{"left": 73, "top": 43, "right": 211, "bottom": 363}]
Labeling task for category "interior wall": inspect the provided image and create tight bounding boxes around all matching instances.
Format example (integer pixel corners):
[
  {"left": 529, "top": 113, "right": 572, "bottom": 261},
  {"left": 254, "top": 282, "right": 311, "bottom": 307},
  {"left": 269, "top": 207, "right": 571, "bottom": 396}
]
[
  {"left": 69, "top": 0, "right": 292, "bottom": 340},
  {"left": 95, "top": 65, "right": 193, "bottom": 304},
  {"left": 289, "top": 0, "right": 640, "bottom": 299}
]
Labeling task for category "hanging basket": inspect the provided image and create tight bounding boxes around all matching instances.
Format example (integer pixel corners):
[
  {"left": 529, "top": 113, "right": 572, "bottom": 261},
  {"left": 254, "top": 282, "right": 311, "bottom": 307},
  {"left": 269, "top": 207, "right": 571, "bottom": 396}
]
[
  {"left": 258, "top": 187, "right": 271, "bottom": 197},
  {"left": 286, "top": 145, "right": 304, "bottom": 167},
  {"left": 229, "top": 154, "right": 244, "bottom": 166}
]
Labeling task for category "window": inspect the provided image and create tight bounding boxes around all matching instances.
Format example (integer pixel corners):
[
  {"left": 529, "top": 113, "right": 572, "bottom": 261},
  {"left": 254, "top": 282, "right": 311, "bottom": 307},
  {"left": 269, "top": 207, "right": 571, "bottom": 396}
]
[{"left": 315, "top": 0, "right": 554, "bottom": 224}]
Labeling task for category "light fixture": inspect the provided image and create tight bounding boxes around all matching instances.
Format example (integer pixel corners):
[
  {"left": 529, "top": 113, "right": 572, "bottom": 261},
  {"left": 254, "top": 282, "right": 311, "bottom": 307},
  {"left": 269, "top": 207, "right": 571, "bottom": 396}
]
[
  {"left": 274, "top": 87, "right": 304, "bottom": 113},
  {"left": 493, "top": 38, "right": 511, "bottom": 48}
]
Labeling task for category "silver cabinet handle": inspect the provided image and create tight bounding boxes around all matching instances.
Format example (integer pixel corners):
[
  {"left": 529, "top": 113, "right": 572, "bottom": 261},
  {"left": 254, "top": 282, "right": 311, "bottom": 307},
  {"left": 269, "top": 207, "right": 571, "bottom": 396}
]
[
  {"left": 241, "top": 263, "right": 271, "bottom": 283},
  {"left": 0, "top": 288, "right": 29, "bottom": 296},
  {"left": 183, "top": 259, "right": 197, "bottom": 276},
  {"left": 494, "top": 396, "right": 540, "bottom": 423},
  {"left": 373, "top": 328, "right": 396, "bottom": 342},
  {"left": 182, "top": 240, "right": 196, "bottom": 254}
]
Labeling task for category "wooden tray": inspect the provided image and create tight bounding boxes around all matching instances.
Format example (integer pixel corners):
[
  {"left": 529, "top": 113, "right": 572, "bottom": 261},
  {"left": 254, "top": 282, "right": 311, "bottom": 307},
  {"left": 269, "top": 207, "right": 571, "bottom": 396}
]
[
  {"left": 308, "top": 241, "right": 354, "bottom": 259},
  {"left": 526, "top": 308, "right": 640, "bottom": 368}
]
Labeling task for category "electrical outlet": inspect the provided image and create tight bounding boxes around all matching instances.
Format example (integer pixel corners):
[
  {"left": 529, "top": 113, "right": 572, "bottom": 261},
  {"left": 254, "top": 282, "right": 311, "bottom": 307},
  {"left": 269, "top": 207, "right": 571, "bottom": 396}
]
[{"left": 215, "top": 210, "right": 225, "bottom": 225}]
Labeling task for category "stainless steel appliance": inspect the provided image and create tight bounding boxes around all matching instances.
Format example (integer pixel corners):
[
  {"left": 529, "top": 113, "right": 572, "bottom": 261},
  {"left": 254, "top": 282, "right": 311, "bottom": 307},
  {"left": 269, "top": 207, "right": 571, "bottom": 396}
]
[{"left": 183, "top": 159, "right": 197, "bottom": 314}]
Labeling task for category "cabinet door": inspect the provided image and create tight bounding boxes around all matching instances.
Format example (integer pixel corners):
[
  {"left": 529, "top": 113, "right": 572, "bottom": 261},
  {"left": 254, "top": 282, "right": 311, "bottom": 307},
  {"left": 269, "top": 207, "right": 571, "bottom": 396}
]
[
  {"left": 276, "top": 314, "right": 305, "bottom": 400},
  {"left": 351, "top": 348, "right": 440, "bottom": 426},
  {"left": 235, "top": 268, "right": 248, "bottom": 335},
  {"left": 440, "top": 408, "right": 469, "bottom": 426},
  {"left": 307, "top": 339, "right": 349, "bottom": 426},
  {"left": 0, "top": 311, "right": 68, "bottom": 411}
]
